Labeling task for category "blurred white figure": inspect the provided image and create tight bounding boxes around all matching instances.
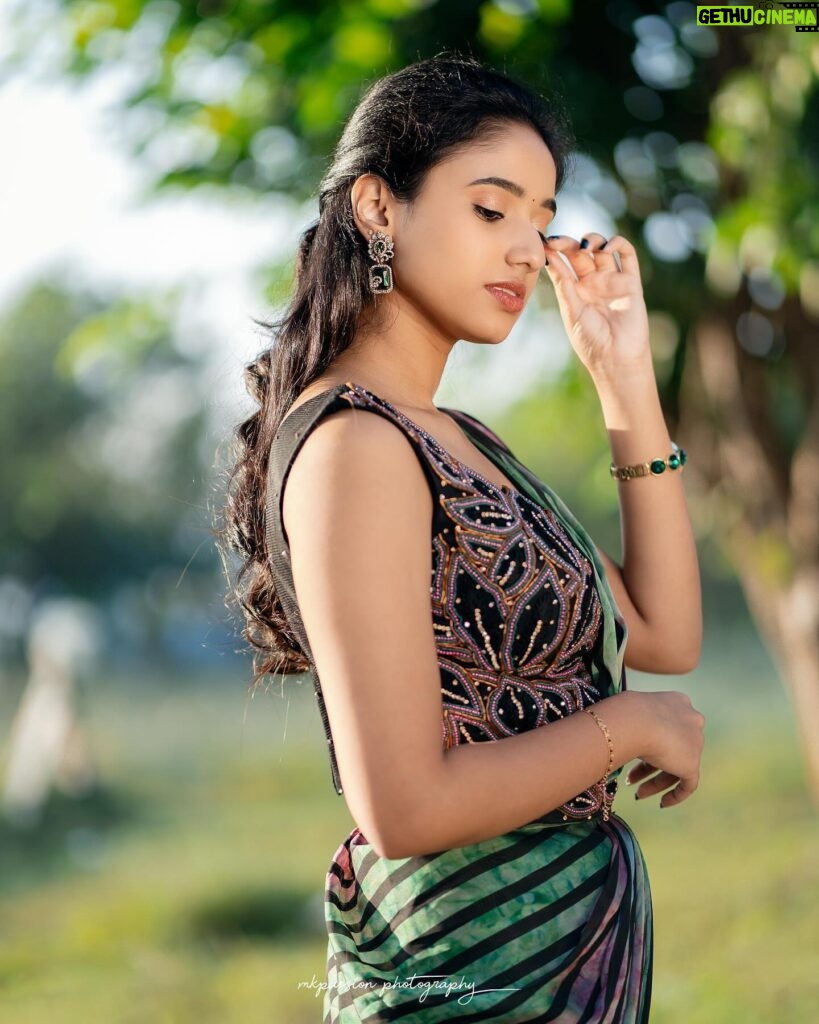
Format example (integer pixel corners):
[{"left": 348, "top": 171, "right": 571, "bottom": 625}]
[
  {"left": 2, "top": 598, "right": 101, "bottom": 827},
  {"left": 0, "top": 575, "right": 33, "bottom": 667}
]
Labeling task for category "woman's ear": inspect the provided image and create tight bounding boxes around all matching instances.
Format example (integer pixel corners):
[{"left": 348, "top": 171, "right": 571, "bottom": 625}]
[{"left": 350, "top": 173, "right": 396, "bottom": 243}]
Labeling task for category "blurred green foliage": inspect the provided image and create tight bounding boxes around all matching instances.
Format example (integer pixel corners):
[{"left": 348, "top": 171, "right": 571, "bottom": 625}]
[
  {"left": 4, "top": 0, "right": 815, "bottom": 547},
  {"left": 2, "top": 1, "right": 816, "bottom": 581},
  {"left": 0, "top": 280, "right": 210, "bottom": 598}
]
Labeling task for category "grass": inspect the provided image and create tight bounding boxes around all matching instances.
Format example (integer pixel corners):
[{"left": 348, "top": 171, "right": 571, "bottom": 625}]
[{"left": 0, "top": 628, "right": 817, "bottom": 1023}]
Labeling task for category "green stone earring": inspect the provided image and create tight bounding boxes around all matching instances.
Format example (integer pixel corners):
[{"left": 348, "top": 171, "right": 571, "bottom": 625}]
[{"left": 367, "top": 230, "right": 394, "bottom": 294}]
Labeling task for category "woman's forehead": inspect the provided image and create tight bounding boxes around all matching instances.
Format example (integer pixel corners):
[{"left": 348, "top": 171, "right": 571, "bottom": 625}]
[{"left": 431, "top": 143, "right": 558, "bottom": 198}]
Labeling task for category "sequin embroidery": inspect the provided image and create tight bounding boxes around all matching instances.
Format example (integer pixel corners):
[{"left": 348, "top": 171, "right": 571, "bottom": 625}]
[{"left": 337, "top": 382, "right": 610, "bottom": 823}]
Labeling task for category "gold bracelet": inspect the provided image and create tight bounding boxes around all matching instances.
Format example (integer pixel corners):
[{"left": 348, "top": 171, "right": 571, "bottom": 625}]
[
  {"left": 584, "top": 707, "right": 614, "bottom": 821},
  {"left": 610, "top": 441, "right": 687, "bottom": 481}
]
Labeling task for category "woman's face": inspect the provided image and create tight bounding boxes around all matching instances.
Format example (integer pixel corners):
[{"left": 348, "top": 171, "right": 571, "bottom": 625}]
[{"left": 389, "top": 121, "right": 558, "bottom": 345}]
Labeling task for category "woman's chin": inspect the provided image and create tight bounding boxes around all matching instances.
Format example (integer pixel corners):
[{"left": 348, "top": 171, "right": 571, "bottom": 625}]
[{"left": 460, "top": 326, "right": 516, "bottom": 346}]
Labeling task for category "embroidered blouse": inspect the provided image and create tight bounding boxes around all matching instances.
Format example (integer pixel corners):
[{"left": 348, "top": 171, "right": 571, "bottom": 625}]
[{"left": 265, "top": 380, "right": 623, "bottom": 826}]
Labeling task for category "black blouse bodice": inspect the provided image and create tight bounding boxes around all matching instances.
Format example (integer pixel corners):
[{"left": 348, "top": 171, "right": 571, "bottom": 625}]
[{"left": 266, "top": 380, "right": 619, "bottom": 824}]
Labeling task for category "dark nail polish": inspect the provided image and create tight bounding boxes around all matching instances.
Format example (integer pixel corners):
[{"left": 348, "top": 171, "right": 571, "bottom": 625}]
[
  {"left": 579, "top": 238, "right": 590, "bottom": 249},
  {"left": 546, "top": 235, "right": 560, "bottom": 240}
]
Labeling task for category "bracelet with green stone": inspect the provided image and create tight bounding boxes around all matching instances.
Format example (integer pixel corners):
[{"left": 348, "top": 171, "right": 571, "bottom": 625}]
[{"left": 610, "top": 441, "right": 687, "bottom": 481}]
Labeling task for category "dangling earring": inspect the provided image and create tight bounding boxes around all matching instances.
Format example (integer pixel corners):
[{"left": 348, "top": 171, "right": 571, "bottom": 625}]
[{"left": 367, "top": 229, "right": 394, "bottom": 294}]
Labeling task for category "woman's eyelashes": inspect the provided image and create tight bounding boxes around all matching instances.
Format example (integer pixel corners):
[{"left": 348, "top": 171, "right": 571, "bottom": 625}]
[{"left": 473, "top": 205, "right": 550, "bottom": 245}]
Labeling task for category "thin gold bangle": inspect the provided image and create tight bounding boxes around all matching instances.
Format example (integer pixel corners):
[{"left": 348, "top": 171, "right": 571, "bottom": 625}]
[{"left": 585, "top": 707, "right": 614, "bottom": 821}]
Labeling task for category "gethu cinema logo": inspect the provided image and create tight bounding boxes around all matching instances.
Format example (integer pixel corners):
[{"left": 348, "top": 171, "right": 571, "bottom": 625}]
[{"left": 696, "top": 4, "right": 818, "bottom": 28}]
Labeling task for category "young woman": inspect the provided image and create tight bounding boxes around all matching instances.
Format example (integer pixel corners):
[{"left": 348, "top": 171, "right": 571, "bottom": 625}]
[{"left": 220, "top": 53, "right": 705, "bottom": 1023}]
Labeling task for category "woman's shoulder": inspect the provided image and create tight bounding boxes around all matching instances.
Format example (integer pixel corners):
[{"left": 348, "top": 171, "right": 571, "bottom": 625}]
[
  {"left": 279, "top": 376, "right": 349, "bottom": 425},
  {"left": 270, "top": 379, "right": 436, "bottom": 510}
]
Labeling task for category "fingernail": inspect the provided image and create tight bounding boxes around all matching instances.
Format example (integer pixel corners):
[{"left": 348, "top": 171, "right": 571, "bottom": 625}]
[
  {"left": 579, "top": 238, "right": 590, "bottom": 249},
  {"left": 623, "top": 776, "right": 631, "bottom": 785},
  {"left": 546, "top": 235, "right": 561, "bottom": 240}
]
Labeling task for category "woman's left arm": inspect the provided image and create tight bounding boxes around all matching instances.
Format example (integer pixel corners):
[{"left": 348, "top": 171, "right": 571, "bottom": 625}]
[
  {"left": 543, "top": 232, "right": 702, "bottom": 675},
  {"left": 592, "top": 362, "right": 702, "bottom": 674}
]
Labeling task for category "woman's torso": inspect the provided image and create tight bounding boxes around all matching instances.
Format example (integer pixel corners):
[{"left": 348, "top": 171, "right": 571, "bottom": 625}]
[{"left": 267, "top": 377, "right": 621, "bottom": 824}]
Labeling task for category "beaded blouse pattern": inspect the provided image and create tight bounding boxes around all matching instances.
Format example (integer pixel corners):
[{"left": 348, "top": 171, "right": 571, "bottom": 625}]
[
  {"left": 305, "top": 383, "right": 615, "bottom": 823},
  {"left": 266, "top": 381, "right": 622, "bottom": 824}
]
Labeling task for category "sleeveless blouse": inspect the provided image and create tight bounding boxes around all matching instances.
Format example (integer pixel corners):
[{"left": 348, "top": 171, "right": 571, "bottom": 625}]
[{"left": 265, "top": 380, "right": 623, "bottom": 825}]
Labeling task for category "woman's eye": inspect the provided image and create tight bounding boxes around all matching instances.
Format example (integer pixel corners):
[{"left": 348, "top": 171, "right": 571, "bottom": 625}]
[
  {"left": 473, "top": 204, "right": 502, "bottom": 221},
  {"left": 474, "top": 205, "right": 549, "bottom": 245}
]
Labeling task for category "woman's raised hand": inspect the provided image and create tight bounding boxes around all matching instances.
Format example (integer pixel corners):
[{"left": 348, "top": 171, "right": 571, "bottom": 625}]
[{"left": 543, "top": 233, "right": 652, "bottom": 380}]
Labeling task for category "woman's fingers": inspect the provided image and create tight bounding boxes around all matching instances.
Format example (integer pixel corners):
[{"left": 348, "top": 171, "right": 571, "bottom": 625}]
[
  {"left": 595, "top": 235, "right": 640, "bottom": 279},
  {"left": 624, "top": 760, "right": 659, "bottom": 786},
  {"left": 544, "top": 234, "right": 580, "bottom": 252},
  {"left": 545, "top": 235, "right": 591, "bottom": 279},
  {"left": 545, "top": 233, "right": 621, "bottom": 277},
  {"left": 583, "top": 233, "right": 621, "bottom": 273},
  {"left": 580, "top": 232, "right": 608, "bottom": 251},
  {"left": 542, "top": 241, "right": 586, "bottom": 321},
  {"left": 625, "top": 745, "right": 701, "bottom": 808},
  {"left": 633, "top": 770, "right": 680, "bottom": 802},
  {"left": 660, "top": 775, "right": 699, "bottom": 809}
]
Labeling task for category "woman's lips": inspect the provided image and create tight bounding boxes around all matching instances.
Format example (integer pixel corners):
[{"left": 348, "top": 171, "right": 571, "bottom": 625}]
[{"left": 485, "top": 285, "right": 524, "bottom": 312}]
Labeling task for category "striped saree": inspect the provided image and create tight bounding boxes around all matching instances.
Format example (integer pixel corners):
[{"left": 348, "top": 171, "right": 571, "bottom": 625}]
[
  {"left": 325, "top": 812, "right": 652, "bottom": 1022},
  {"left": 266, "top": 382, "right": 653, "bottom": 1022}
]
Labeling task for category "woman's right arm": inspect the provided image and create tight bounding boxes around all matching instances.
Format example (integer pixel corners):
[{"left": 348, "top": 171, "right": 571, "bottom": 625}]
[{"left": 283, "top": 409, "right": 704, "bottom": 859}]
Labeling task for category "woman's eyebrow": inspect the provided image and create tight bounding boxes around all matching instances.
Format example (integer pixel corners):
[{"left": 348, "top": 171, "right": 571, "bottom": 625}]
[{"left": 466, "top": 176, "right": 557, "bottom": 213}]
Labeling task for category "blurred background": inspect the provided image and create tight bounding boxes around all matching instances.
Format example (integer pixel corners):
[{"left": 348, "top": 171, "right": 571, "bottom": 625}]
[{"left": 1, "top": 1, "right": 818, "bottom": 1021}]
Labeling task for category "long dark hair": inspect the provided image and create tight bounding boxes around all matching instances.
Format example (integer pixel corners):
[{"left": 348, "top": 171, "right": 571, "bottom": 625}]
[{"left": 216, "top": 51, "right": 575, "bottom": 690}]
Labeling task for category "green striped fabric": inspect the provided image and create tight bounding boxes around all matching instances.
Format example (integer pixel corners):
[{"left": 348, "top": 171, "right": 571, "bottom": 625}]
[{"left": 324, "top": 812, "right": 652, "bottom": 1021}]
